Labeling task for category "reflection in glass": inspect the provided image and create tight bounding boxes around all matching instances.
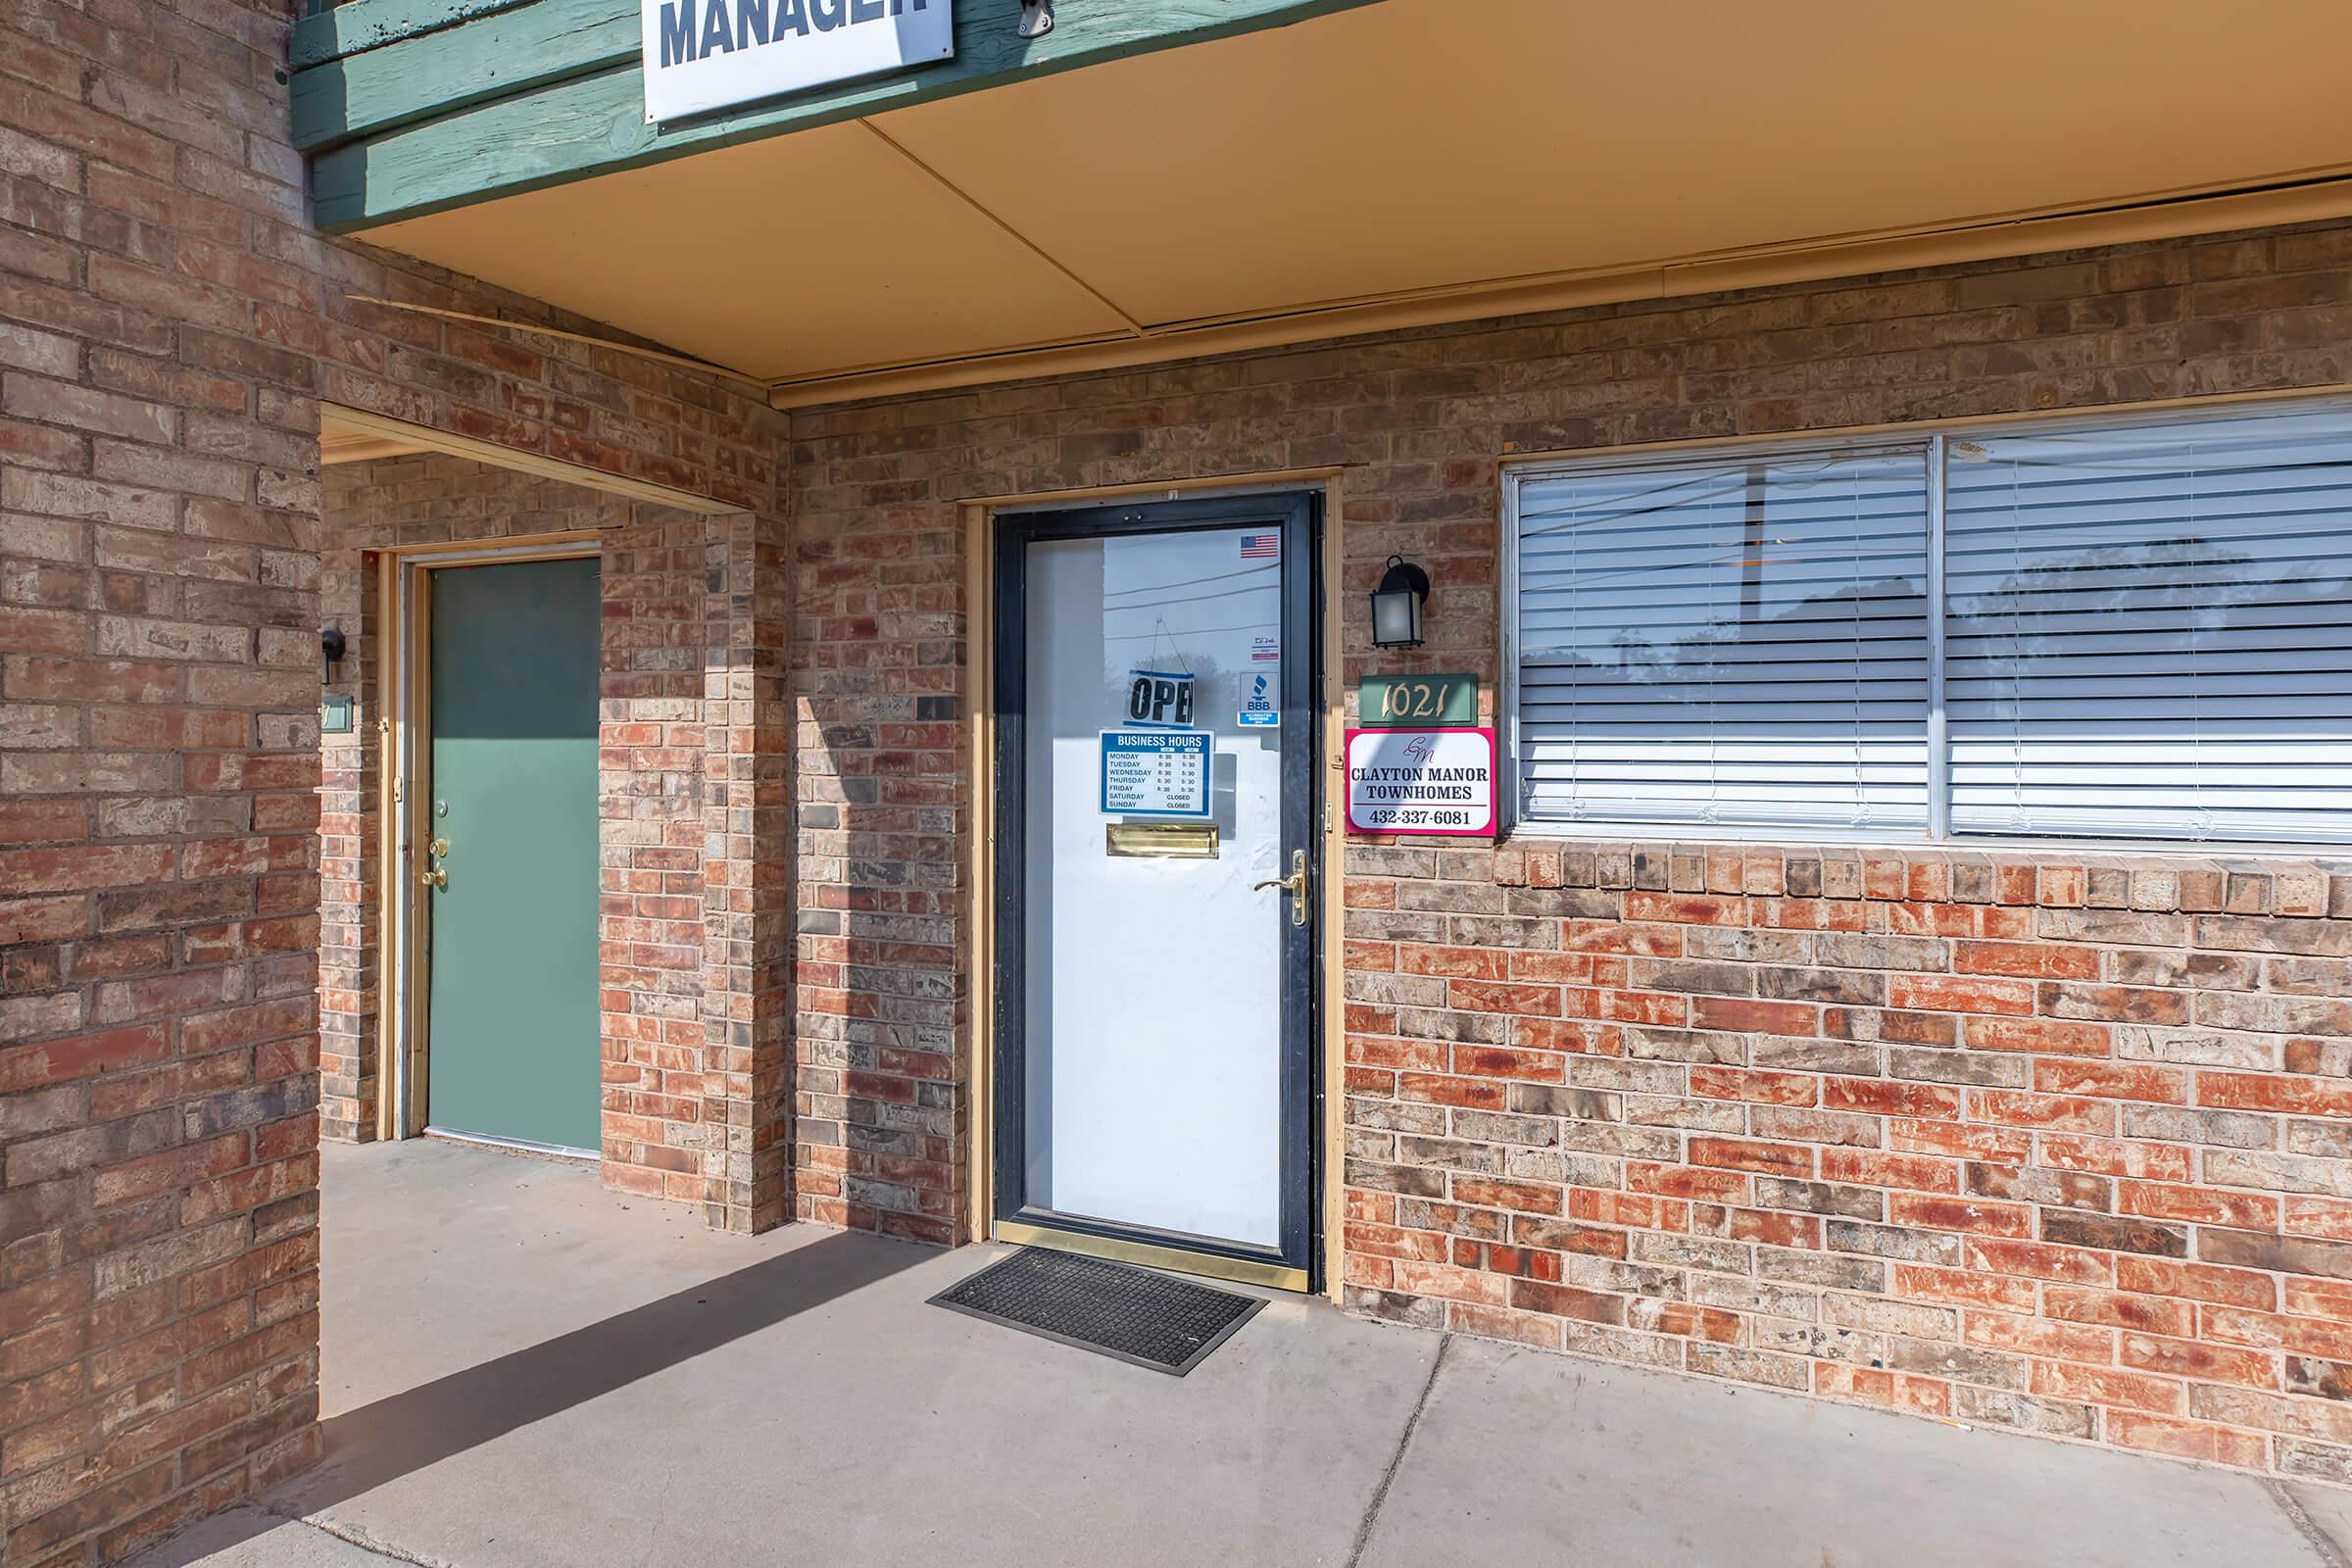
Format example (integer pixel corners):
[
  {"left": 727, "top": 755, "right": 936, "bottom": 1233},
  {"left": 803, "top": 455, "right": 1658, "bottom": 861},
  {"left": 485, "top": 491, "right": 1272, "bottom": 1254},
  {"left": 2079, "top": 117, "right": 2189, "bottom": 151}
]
[
  {"left": 1516, "top": 448, "right": 1931, "bottom": 832},
  {"left": 1946, "top": 410, "right": 2352, "bottom": 842}
]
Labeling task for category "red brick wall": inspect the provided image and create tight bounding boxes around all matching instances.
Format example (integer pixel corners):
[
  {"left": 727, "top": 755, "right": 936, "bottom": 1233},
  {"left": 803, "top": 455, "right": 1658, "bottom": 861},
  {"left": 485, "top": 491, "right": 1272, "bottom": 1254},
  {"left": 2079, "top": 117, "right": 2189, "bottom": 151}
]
[
  {"left": 3, "top": 0, "right": 330, "bottom": 1556},
  {"left": 1345, "top": 841, "right": 2352, "bottom": 1476},
  {"left": 788, "top": 218, "right": 2352, "bottom": 1477},
  {"left": 1, "top": 0, "right": 793, "bottom": 1551}
]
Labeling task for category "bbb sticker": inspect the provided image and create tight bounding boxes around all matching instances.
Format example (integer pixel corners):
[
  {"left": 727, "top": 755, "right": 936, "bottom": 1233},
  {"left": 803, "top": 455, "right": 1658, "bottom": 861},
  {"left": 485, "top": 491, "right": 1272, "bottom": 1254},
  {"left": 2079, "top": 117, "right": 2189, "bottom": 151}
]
[{"left": 1239, "top": 670, "right": 1278, "bottom": 727}]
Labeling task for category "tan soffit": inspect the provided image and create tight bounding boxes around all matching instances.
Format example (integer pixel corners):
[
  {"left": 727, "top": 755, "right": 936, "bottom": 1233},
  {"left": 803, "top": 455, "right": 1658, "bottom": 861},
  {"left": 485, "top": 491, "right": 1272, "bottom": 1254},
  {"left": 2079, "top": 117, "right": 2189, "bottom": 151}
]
[
  {"left": 362, "top": 120, "right": 1137, "bottom": 381},
  {"left": 356, "top": 0, "right": 2352, "bottom": 389},
  {"left": 877, "top": 0, "right": 2352, "bottom": 327}
]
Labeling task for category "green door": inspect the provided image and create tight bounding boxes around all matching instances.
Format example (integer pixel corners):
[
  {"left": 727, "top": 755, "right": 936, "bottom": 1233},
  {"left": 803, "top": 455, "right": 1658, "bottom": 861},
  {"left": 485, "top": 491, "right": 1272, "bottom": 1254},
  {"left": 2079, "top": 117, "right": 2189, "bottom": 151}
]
[{"left": 423, "top": 557, "right": 602, "bottom": 1152}]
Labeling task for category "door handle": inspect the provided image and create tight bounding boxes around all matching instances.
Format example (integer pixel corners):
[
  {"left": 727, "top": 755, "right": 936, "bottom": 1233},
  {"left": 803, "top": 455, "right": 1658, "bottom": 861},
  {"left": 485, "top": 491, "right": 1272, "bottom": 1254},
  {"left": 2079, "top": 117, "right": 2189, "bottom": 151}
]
[
  {"left": 1252, "top": 849, "right": 1308, "bottom": 926},
  {"left": 420, "top": 866, "right": 446, "bottom": 890}
]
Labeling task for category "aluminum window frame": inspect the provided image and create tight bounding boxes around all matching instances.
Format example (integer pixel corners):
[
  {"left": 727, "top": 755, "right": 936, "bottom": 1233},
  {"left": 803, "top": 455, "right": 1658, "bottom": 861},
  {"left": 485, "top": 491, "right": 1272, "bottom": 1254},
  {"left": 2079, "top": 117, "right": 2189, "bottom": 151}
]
[{"left": 1499, "top": 391, "right": 2352, "bottom": 852}]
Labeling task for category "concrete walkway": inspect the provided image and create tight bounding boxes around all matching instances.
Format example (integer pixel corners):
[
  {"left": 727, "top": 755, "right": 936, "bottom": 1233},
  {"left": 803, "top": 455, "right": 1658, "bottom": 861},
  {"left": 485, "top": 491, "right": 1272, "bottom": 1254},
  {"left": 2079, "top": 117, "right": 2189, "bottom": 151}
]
[{"left": 131, "top": 1141, "right": 2352, "bottom": 1568}]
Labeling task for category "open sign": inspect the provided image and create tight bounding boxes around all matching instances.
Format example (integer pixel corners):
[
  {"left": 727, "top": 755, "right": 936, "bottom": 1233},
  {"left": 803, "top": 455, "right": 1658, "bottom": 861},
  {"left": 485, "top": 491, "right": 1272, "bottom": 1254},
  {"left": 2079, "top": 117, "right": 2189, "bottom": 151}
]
[{"left": 1125, "top": 668, "right": 1195, "bottom": 728}]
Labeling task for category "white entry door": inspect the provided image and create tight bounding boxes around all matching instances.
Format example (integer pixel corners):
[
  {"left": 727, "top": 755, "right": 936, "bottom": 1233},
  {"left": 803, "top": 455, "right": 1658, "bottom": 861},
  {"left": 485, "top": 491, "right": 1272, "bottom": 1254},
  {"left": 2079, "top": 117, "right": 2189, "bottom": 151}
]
[{"left": 993, "top": 495, "right": 1318, "bottom": 1289}]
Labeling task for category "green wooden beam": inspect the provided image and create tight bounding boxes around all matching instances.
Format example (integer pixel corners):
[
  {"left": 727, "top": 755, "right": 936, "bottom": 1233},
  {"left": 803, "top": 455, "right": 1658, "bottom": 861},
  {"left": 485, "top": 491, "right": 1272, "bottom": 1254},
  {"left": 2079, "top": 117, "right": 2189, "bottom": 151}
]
[
  {"left": 291, "top": 0, "right": 634, "bottom": 152},
  {"left": 291, "top": 0, "right": 539, "bottom": 70},
  {"left": 307, "top": 0, "right": 1388, "bottom": 231}
]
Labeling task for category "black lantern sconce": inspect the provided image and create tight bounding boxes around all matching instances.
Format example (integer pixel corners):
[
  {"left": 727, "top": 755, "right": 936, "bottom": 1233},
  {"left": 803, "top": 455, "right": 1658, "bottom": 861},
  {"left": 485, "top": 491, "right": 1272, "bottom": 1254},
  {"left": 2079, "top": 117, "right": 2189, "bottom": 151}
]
[
  {"left": 318, "top": 627, "right": 356, "bottom": 733},
  {"left": 1370, "top": 555, "right": 1430, "bottom": 649}
]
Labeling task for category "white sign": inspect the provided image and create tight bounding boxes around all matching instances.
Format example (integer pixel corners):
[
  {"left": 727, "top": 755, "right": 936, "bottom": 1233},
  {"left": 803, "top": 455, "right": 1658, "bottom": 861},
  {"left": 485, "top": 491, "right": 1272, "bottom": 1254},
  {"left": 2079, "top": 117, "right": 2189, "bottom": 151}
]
[
  {"left": 643, "top": 0, "right": 954, "bottom": 123},
  {"left": 1124, "top": 667, "right": 1195, "bottom": 729},
  {"left": 1345, "top": 727, "right": 1495, "bottom": 837},
  {"left": 1100, "top": 730, "right": 1211, "bottom": 819}
]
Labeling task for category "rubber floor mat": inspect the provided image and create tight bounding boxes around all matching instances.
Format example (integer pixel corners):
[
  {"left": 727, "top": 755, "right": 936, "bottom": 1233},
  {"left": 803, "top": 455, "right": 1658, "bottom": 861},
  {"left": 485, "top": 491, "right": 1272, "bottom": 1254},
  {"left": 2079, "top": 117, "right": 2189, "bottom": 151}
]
[{"left": 930, "top": 1247, "right": 1264, "bottom": 1375}]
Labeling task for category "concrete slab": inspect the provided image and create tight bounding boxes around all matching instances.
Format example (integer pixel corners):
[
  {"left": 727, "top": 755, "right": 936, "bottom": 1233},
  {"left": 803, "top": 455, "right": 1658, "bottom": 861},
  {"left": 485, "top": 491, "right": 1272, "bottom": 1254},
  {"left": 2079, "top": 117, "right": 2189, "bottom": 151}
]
[
  {"left": 1358, "top": 1336, "right": 2327, "bottom": 1568},
  {"left": 124, "top": 1508, "right": 393, "bottom": 1568},
  {"left": 145, "top": 1140, "right": 1437, "bottom": 1568},
  {"left": 2284, "top": 1481, "right": 2352, "bottom": 1564},
  {"left": 126, "top": 1142, "right": 2342, "bottom": 1568}
]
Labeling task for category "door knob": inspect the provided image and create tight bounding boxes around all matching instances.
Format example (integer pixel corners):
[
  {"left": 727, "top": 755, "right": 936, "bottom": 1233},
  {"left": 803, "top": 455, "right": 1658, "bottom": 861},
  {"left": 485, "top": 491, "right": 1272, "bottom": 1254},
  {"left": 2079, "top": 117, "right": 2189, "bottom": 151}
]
[
  {"left": 420, "top": 866, "right": 447, "bottom": 890},
  {"left": 1252, "top": 849, "right": 1308, "bottom": 926}
]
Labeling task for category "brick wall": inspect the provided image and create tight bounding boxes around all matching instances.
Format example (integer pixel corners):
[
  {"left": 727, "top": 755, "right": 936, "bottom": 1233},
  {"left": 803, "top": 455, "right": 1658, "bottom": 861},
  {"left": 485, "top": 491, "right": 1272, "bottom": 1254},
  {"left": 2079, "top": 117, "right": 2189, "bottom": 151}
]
[
  {"left": 789, "top": 217, "right": 2352, "bottom": 1475},
  {"left": 1345, "top": 841, "right": 2352, "bottom": 1475},
  {"left": 1, "top": 0, "right": 793, "bottom": 1551},
  {"left": 3, "top": 0, "right": 331, "bottom": 1555}
]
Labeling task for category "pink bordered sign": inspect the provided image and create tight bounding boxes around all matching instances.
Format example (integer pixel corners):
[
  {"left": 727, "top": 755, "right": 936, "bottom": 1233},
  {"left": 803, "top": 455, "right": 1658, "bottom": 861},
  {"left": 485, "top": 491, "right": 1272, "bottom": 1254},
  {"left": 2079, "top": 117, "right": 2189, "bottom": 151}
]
[{"left": 1344, "top": 726, "right": 1497, "bottom": 837}]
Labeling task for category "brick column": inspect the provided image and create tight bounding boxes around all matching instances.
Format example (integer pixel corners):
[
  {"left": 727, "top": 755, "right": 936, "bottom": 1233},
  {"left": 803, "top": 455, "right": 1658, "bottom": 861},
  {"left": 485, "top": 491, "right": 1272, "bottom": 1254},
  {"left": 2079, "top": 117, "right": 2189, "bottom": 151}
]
[
  {"left": 599, "top": 512, "right": 792, "bottom": 1229},
  {"left": 598, "top": 517, "right": 710, "bottom": 1200},
  {"left": 788, "top": 480, "right": 967, "bottom": 1245},
  {"left": 700, "top": 513, "right": 792, "bottom": 1232}
]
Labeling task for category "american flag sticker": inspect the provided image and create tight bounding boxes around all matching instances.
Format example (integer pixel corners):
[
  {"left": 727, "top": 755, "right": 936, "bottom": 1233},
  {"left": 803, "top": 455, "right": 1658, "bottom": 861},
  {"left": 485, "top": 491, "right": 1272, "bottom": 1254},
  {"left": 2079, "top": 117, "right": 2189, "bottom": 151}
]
[{"left": 1240, "top": 531, "right": 1279, "bottom": 560}]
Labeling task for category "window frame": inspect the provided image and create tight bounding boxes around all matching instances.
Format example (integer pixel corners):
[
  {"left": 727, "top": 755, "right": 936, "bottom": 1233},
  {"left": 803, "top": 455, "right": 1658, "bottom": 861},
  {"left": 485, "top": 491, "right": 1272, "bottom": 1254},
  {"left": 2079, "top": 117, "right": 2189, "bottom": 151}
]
[{"left": 1499, "top": 391, "right": 2352, "bottom": 852}]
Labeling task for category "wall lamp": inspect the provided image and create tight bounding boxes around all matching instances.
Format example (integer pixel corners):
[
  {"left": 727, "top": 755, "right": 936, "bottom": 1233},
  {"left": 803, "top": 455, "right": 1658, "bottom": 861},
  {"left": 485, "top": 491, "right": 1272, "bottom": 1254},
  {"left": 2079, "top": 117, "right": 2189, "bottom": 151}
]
[
  {"left": 320, "top": 626, "right": 347, "bottom": 682},
  {"left": 1017, "top": 0, "right": 1052, "bottom": 38},
  {"left": 1370, "top": 555, "right": 1430, "bottom": 649}
]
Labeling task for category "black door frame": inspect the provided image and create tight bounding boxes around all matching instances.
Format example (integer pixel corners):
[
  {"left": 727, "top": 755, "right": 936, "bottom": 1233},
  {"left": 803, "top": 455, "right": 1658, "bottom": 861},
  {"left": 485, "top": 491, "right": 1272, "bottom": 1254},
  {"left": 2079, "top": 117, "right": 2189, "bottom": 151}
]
[{"left": 991, "top": 491, "right": 1323, "bottom": 1289}]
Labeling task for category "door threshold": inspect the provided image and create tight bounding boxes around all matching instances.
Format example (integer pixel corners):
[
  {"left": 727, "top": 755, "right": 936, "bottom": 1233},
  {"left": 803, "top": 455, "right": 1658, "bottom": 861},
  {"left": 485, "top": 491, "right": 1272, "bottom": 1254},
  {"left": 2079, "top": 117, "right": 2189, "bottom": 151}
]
[
  {"left": 423, "top": 1126, "right": 600, "bottom": 1163},
  {"left": 996, "top": 1218, "right": 1307, "bottom": 1293}
]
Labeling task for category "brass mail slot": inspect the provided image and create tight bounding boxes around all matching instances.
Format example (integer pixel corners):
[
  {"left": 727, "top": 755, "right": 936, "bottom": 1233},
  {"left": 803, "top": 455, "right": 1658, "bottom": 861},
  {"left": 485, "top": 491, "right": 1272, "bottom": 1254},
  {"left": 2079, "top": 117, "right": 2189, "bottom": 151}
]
[{"left": 1105, "top": 821, "right": 1220, "bottom": 858}]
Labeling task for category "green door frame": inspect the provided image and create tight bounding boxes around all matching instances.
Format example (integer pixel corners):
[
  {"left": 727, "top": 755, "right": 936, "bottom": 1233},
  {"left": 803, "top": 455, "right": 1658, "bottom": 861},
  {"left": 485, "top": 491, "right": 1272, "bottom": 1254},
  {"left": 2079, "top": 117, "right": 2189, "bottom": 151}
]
[{"left": 381, "top": 533, "right": 603, "bottom": 1150}]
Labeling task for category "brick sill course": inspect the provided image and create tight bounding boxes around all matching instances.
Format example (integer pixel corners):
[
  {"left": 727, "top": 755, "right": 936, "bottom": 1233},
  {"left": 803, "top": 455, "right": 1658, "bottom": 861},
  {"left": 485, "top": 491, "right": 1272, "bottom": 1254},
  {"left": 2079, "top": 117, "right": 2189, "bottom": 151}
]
[{"left": 1483, "top": 838, "right": 2352, "bottom": 919}]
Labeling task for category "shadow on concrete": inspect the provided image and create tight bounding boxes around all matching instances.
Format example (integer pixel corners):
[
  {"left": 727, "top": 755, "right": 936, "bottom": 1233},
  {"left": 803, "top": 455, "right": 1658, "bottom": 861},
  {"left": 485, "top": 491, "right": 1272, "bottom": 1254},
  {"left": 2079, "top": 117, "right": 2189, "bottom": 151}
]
[{"left": 130, "top": 1232, "right": 929, "bottom": 1567}]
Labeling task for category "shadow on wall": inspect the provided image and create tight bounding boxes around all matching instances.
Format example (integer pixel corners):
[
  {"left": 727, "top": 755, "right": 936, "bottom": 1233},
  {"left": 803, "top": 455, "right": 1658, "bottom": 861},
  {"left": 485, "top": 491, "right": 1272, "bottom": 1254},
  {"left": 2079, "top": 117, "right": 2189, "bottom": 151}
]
[{"left": 126, "top": 1233, "right": 926, "bottom": 1568}]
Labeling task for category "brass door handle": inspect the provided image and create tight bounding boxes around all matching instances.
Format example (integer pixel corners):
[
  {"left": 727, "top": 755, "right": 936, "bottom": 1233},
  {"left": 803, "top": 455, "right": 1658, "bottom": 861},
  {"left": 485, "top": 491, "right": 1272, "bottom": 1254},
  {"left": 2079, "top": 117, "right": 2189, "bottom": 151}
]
[
  {"left": 1252, "top": 849, "right": 1308, "bottom": 926},
  {"left": 420, "top": 866, "right": 447, "bottom": 890}
]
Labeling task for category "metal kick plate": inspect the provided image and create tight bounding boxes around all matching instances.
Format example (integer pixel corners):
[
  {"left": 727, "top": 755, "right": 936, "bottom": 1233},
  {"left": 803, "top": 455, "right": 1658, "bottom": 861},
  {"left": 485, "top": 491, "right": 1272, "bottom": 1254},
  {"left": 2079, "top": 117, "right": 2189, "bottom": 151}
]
[{"left": 1105, "top": 821, "right": 1220, "bottom": 858}]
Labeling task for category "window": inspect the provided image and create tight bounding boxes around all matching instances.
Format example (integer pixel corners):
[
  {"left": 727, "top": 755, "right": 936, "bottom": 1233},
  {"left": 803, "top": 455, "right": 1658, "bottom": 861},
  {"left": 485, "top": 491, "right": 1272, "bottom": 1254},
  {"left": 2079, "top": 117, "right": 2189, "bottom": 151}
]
[
  {"left": 1512, "top": 446, "right": 1932, "bottom": 834},
  {"left": 1505, "top": 398, "right": 2352, "bottom": 846}
]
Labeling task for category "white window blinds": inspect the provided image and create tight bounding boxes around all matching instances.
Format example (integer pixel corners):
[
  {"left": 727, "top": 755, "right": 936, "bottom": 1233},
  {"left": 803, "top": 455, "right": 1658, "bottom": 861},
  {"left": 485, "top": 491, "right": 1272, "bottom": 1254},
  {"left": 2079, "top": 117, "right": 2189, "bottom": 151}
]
[
  {"left": 1514, "top": 446, "right": 1932, "bottom": 833},
  {"left": 1944, "top": 407, "right": 2352, "bottom": 843}
]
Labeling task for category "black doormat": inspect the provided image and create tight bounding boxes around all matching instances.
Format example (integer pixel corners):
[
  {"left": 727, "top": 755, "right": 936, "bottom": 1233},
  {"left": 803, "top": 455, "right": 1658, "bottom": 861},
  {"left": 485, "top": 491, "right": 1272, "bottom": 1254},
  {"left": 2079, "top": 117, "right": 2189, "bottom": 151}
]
[{"left": 930, "top": 1247, "right": 1264, "bottom": 1375}]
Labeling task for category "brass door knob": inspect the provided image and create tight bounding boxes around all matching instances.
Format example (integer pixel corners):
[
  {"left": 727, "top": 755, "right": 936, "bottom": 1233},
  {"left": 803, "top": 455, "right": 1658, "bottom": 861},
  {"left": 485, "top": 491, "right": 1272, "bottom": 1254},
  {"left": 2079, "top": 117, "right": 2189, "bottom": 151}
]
[{"left": 420, "top": 866, "right": 447, "bottom": 890}]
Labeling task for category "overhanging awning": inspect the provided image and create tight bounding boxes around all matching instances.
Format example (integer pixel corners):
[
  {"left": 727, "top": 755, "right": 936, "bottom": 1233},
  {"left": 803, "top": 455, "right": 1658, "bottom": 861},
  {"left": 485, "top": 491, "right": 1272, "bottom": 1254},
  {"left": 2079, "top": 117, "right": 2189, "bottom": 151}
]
[{"left": 296, "top": 0, "right": 2352, "bottom": 406}]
